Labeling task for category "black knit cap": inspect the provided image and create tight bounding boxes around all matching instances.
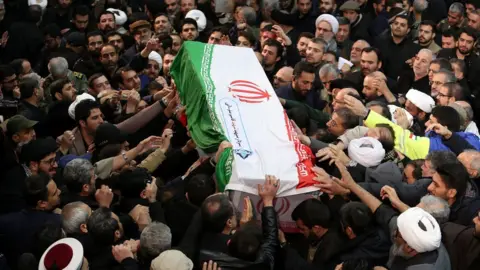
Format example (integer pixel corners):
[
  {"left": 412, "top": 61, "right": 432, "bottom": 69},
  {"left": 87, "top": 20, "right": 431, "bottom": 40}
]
[
  {"left": 270, "top": 9, "right": 296, "bottom": 26},
  {"left": 94, "top": 123, "right": 128, "bottom": 149}
]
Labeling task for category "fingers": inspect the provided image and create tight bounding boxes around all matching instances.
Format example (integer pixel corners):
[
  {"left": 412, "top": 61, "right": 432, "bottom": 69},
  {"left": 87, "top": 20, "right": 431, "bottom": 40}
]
[{"left": 312, "top": 166, "right": 328, "bottom": 177}]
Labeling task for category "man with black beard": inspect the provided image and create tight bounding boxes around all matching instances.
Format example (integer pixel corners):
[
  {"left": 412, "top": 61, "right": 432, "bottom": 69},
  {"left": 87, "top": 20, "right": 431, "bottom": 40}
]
[
  {"left": 73, "top": 31, "right": 105, "bottom": 78},
  {"left": 414, "top": 20, "right": 441, "bottom": 55},
  {"left": 319, "top": 0, "right": 337, "bottom": 14},
  {"left": 410, "top": 0, "right": 428, "bottom": 39},
  {"left": 97, "top": 11, "right": 116, "bottom": 34},
  {"left": 437, "top": 27, "right": 480, "bottom": 96}
]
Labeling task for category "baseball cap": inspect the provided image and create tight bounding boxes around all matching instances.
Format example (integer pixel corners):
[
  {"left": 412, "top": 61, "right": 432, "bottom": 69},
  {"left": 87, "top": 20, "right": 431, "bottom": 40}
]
[
  {"left": 6, "top": 115, "right": 37, "bottom": 135},
  {"left": 94, "top": 123, "right": 128, "bottom": 149}
]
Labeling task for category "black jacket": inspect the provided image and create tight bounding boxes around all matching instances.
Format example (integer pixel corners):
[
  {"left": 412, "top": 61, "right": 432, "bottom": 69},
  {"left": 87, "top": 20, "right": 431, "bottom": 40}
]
[
  {"left": 198, "top": 206, "right": 278, "bottom": 270},
  {"left": 350, "top": 14, "right": 373, "bottom": 43},
  {"left": 437, "top": 48, "right": 480, "bottom": 96},
  {"left": 2, "top": 21, "right": 44, "bottom": 66},
  {"left": 374, "top": 35, "right": 420, "bottom": 81}
]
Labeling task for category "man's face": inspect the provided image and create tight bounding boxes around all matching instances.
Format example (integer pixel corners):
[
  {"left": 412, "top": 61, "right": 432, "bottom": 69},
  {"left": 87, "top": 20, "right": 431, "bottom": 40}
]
[
  {"left": 165, "top": 0, "right": 179, "bottom": 15},
  {"left": 261, "top": 45, "right": 279, "bottom": 67},
  {"left": 458, "top": 152, "right": 478, "bottom": 178},
  {"left": 427, "top": 172, "right": 452, "bottom": 201},
  {"left": 441, "top": 36, "right": 456, "bottom": 49},
  {"left": 295, "top": 219, "right": 313, "bottom": 239},
  {"left": 296, "top": 36, "right": 311, "bottom": 57},
  {"left": 421, "top": 159, "right": 435, "bottom": 177},
  {"left": 45, "top": 180, "right": 61, "bottom": 210},
  {"left": 418, "top": 25, "right": 434, "bottom": 45},
  {"left": 306, "top": 41, "right": 324, "bottom": 65},
  {"left": 451, "top": 63, "right": 463, "bottom": 80},
  {"left": 208, "top": 31, "right": 223, "bottom": 44},
  {"left": 236, "top": 35, "right": 253, "bottom": 48},
  {"left": 163, "top": 54, "right": 175, "bottom": 76},
  {"left": 323, "top": 53, "right": 336, "bottom": 65},
  {"left": 39, "top": 153, "right": 58, "bottom": 177},
  {"left": 316, "top": 21, "right": 333, "bottom": 41},
  {"left": 320, "top": 0, "right": 335, "bottom": 13},
  {"left": 99, "top": 14, "right": 115, "bottom": 32},
  {"left": 13, "top": 128, "right": 36, "bottom": 146},
  {"left": 362, "top": 76, "right": 379, "bottom": 101},
  {"left": 447, "top": 11, "right": 462, "bottom": 27},
  {"left": 413, "top": 51, "right": 431, "bottom": 77},
  {"left": 320, "top": 72, "right": 337, "bottom": 93},
  {"left": 458, "top": 33, "right": 475, "bottom": 55},
  {"left": 374, "top": 0, "right": 385, "bottom": 14},
  {"left": 108, "top": 35, "right": 124, "bottom": 52},
  {"left": 350, "top": 41, "right": 367, "bottom": 65},
  {"left": 100, "top": 45, "right": 118, "bottom": 68},
  {"left": 436, "top": 85, "right": 451, "bottom": 106},
  {"left": 73, "top": 15, "right": 89, "bottom": 32},
  {"left": 146, "top": 60, "right": 160, "bottom": 79},
  {"left": 391, "top": 17, "right": 409, "bottom": 38},
  {"left": 297, "top": 0, "right": 312, "bottom": 15},
  {"left": 273, "top": 69, "right": 292, "bottom": 89},
  {"left": 58, "top": 0, "right": 72, "bottom": 9},
  {"left": 181, "top": 23, "right": 198, "bottom": 41},
  {"left": 154, "top": 15, "right": 172, "bottom": 34},
  {"left": 343, "top": 10, "right": 358, "bottom": 23},
  {"left": 88, "top": 35, "right": 104, "bottom": 54},
  {"left": 327, "top": 112, "right": 346, "bottom": 136},
  {"left": 260, "top": 31, "right": 276, "bottom": 48},
  {"left": 468, "top": 12, "right": 480, "bottom": 30},
  {"left": 2, "top": 74, "right": 17, "bottom": 92},
  {"left": 181, "top": 0, "right": 196, "bottom": 15},
  {"left": 360, "top": 51, "right": 380, "bottom": 76},
  {"left": 121, "top": 70, "right": 141, "bottom": 91},
  {"left": 292, "top": 71, "right": 314, "bottom": 95},
  {"left": 405, "top": 99, "right": 421, "bottom": 118},
  {"left": 431, "top": 73, "right": 447, "bottom": 95},
  {"left": 403, "top": 164, "right": 416, "bottom": 184},
  {"left": 61, "top": 83, "right": 77, "bottom": 102},
  {"left": 45, "top": 35, "right": 61, "bottom": 50},
  {"left": 428, "top": 63, "right": 440, "bottom": 82},
  {"left": 171, "top": 35, "right": 182, "bottom": 53},
  {"left": 336, "top": 24, "right": 350, "bottom": 43},
  {"left": 424, "top": 113, "right": 439, "bottom": 128},
  {"left": 86, "top": 108, "right": 104, "bottom": 132},
  {"left": 134, "top": 27, "right": 152, "bottom": 45},
  {"left": 92, "top": 75, "right": 111, "bottom": 94}
]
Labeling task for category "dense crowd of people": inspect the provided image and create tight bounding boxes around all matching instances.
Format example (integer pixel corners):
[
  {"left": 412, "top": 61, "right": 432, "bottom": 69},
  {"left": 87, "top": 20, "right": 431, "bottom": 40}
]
[{"left": 0, "top": 0, "right": 480, "bottom": 269}]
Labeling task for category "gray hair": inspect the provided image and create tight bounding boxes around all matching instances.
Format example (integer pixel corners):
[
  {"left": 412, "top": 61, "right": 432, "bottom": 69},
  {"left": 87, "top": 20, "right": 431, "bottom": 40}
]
[
  {"left": 418, "top": 48, "right": 433, "bottom": 60},
  {"left": 449, "top": 2, "right": 465, "bottom": 15},
  {"left": 419, "top": 195, "right": 450, "bottom": 223},
  {"left": 462, "top": 149, "right": 480, "bottom": 175},
  {"left": 62, "top": 202, "right": 90, "bottom": 235},
  {"left": 242, "top": 7, "right": 257, "bottom": 26},
  {"left": 63, "top": 159, "right": 94, "bottom": 192},
  {"left": 48, "top": 57, "right": 69, "bottom": 78},
  {"left": 311, "top": 37, "right": 328, "bottom": 52},
  {"left": 426, "top": 151, "right": 458, "bottom": 170},
  {"left": 437, "top": 68, "right": 457, "bottom": 83},
  {"left": 319, "top": 63, "right": 340, "bottom": 78},
  {"left": 456, "top": 101, "right": 474, "bottom": 121},
  {"left": 140, "top": 222, "right": 172, "bottom": 258},
  {"left": 21, "top": 73, "right": 42, "bottom": 88}
]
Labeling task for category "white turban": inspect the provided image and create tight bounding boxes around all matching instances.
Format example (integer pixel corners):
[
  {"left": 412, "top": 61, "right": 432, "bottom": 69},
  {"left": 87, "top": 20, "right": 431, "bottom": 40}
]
[
  {"left": 397, "top": 207, "right": 441, "bottom": 253},
  {"left": 107, "top": 8, "right": 127, "bottom": 26},
  {"left": 185, "top": 9, "right": 207, "bottom": 32},
  {"left": 28, "top": 0, "right": 47, "bottom": 10},
  {"left": 406, "top": 89, "right": 435, "bottom": 113},
  {"left": 315, "top": 14, "right": 339, "bottom": 34},
  {"left": 348, "top": 137, "right": 385, "bottom": 167},
  {"left": 148, "top": 51, "right": 163, "bottom": 67},
  {"left": 68, "top": 93, "right": 96, "bottom": 120}
]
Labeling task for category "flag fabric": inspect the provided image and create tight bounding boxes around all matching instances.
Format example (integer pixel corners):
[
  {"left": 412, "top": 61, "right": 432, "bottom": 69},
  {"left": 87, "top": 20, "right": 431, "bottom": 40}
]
[{"left": 170, "top": 41, "right": 318, "bottom": 197}]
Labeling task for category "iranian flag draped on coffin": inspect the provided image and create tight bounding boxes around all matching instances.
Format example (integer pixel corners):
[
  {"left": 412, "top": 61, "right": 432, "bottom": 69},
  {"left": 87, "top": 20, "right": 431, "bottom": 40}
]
[{"left": 170, "top": 41, "right": 318, "bottom": 198}]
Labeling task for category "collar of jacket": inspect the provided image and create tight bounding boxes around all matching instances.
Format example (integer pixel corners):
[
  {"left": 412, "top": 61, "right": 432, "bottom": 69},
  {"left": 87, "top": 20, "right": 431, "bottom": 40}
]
[{"left": 352, "top": 14, "right": 363, "bottom": 28}]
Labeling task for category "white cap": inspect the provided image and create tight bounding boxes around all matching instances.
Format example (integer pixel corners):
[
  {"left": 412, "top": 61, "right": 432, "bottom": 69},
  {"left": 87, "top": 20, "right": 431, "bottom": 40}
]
[
  {"left": 388, "top": 105, "right": 414, "bottom": 127},
  {"left": 185, "top": 9, "right": 207, "bottom": 32},
  {"left": 397, "top": 207, "right": 441, "bottom": 253},
  {"left": 348, "top": 137, "right": 385, "bottom": 167},
  {"left": 38, "top": 238, "right": 84, "bottom": 270},
  {"left": 69, "top": 93, "right": 96, "bottom": 120},
  {"left": 28, "top": 0, "right": 47, "bottom": 9},
  {"left": 107, "top": 8, "right": 127, "bottom": 26},
  {"left": 148, "top": 51, "right": 163, "bottom": 67},
  {"left": 315, "top": 14, "right": 339, "bottom": 34},
  {"left": 406, "top": 89, "right": 435, "bottom": 113},
  {"left": 151, "top": 250, "right": 193, "bottom": 270}
]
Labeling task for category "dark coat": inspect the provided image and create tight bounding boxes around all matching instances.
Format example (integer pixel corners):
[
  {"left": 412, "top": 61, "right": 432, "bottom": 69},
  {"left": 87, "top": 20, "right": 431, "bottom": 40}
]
[
  {"left": 0, "top": 210, "right": 61, "bottom": 268},
  {"left": 276, "top": 84, "right": 326, "bottom": 111},
  {"left": 441, "top": 222, "right": 480, "bottom": 270},
  {"left": 2, "top": 21, "right": 44, "bottom": 66},
  {"left": 374, "top": 35, "right": 420, "bottom": 81}
]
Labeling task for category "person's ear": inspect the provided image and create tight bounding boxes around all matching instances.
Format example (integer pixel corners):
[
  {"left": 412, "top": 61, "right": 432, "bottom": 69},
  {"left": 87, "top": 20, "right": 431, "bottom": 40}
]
[
  {"left": 345, "top": 226, "right": 356, "bottom": 239},
  {"left": 55, "top": 92, "right": 63, "bottom": 101},
  {"left": 30, "top": 161, "right": 39, "bottom": 172},
  {"left": 82, "top": 184, "right": 90, "bottom": 193},
  {"left": 432, "top": 32, "right": 436, "bottom": 39},
  {"left": 80, "top": 223, "right": 88, "bottom": 233},
  {"left": 114, "top": 229, "right": 121, "bottom": 239},
  {"left": 140, "top": 189, "right": 147, "bottom": 199},
  {"left": 79, "top": 120, "right": 87, "bottom": 129},
  {"left": 378, "top": 61, "right": 382, "bottom": 70},
  {"left": 447, "top": 188, "right": 457, "bottom": 199},
  {"left": 185, "top": 192, "right": 189, "bottom": 201},
  {"left": 276, "top": 56, "right": 281, "bottom": 63}
]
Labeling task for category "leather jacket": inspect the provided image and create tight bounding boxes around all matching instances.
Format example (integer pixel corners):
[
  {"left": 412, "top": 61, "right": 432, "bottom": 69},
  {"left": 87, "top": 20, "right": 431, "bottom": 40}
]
[{"left": 198, "top": 206, "right": 278, "bottom": 270}]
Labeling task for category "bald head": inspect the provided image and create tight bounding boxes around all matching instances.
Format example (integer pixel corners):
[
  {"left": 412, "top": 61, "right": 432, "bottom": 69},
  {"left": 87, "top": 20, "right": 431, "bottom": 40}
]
[
  {"left": 273, "top": 66, "right": 294, "bottom": 88},
  {"left": 455, "top": 101, "right": 474, "bottom": 121},
  {"left": 333, "top": 88, "right": 360, "bottom": 111},
  {"left": 458, "top": 150, "right": 480, "bottom": 178}
]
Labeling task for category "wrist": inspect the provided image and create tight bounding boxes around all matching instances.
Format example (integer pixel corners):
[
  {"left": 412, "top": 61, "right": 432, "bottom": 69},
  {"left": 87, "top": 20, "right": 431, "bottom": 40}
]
[{"left": 263, "top": 199, "right": 274, "bottom": 207}]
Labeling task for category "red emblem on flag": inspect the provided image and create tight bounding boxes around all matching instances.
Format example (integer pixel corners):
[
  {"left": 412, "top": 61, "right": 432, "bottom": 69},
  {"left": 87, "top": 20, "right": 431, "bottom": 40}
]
[{"left": 228, "top": 80, "right": 271, "bottom": 103}]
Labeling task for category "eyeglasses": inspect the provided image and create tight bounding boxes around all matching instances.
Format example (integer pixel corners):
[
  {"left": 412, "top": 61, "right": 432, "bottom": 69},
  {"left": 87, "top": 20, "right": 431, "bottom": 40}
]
[
  {"left": 41, "top": 157, "right": 57, "bottom": 166},
  {"left": 431, "top": 81, "right": 445, "bottom": 86},
  {"left": 437, "top": 92, "right": 450, "bottom": 98}
]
